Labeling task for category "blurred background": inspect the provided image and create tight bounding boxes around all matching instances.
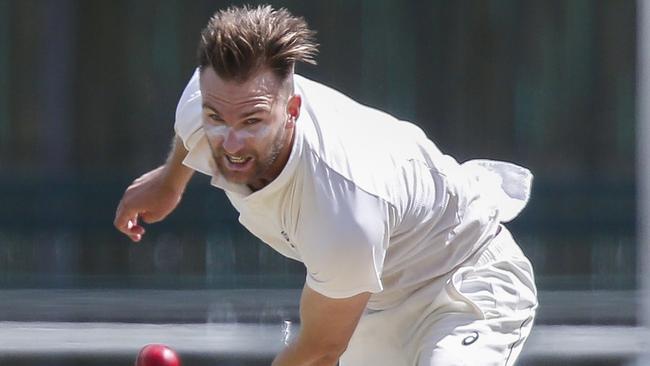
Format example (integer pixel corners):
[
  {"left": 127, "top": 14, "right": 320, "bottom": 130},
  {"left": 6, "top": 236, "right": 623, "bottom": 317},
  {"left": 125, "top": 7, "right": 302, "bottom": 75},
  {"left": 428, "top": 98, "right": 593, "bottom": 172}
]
[{"left": 0, "top": 0, "right": 643, "bottom": 365}]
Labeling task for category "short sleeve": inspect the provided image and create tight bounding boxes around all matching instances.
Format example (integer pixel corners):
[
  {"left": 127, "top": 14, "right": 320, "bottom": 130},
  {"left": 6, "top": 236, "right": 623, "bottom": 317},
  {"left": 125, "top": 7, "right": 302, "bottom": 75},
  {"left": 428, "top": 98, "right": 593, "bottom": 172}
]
[
  {"left": 173, "top": 68, "right": 213, "bottom": 176},
  {"left": 297, "top": 169, "right": 391, "bottom": 299},
  {"left": 174, "top": 68, "right": 203, "bottom": 150}
]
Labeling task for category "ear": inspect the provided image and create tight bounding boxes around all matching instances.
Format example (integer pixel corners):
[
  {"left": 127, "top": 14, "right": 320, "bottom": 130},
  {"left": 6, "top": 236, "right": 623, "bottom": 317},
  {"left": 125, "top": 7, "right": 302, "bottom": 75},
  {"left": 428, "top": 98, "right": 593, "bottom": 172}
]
[{"left": 286, "top": 94, "right": 302, "bottom": 124}]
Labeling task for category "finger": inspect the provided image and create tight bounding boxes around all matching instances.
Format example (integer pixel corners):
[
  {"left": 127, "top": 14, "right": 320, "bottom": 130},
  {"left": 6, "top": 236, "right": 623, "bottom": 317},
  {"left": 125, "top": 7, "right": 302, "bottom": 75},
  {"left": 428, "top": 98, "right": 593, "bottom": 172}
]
[
  {"left": 129, "top": 233, "right": 143, "bottom": 242},
  {"left": 128, "top": 224, "right": 146, "bottom": 236},
  {"left": 117, "top": 214, "right": 141, "bottom": 239},
  {"left": 140, "top": 211, "right": 163, "bottom": 224},
  {"left": 114, "top": 204, "right": 137, "bottom": 232},
  {"left": 127, "top": 217, "right": 145, "bottom": 242},
  {"left": 121, "top": 213, "right": 138, "bottom": 232}
]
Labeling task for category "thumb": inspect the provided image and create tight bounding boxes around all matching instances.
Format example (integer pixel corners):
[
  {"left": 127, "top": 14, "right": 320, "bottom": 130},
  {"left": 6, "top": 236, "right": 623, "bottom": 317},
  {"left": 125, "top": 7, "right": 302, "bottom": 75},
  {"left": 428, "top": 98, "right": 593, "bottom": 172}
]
[{"left": 140, "top": 211, "right": 166, "bottom": 224}]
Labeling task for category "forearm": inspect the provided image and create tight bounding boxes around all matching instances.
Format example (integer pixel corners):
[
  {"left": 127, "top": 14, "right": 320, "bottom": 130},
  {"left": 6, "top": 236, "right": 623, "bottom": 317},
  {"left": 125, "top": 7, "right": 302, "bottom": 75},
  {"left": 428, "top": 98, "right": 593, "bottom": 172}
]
[
  {"left": 272, "top": 287, "right": 368, "bottom": 366},
  {"left": 159, "top": 135, "right": 194, "bottom": 192},
  {"left": 271, "top": 339, "right": 340, "bottom": 366}
]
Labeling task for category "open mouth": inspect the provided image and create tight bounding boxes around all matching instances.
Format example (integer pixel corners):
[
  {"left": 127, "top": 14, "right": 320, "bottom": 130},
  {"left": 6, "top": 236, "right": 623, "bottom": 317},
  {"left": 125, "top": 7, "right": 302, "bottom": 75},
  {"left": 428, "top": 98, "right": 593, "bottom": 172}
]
[
  {"left": 226, "top": 154, "right": 250, "bottom": 164},
  {"left": 222, "top": 154, "right": 253, "bottom": 172}
]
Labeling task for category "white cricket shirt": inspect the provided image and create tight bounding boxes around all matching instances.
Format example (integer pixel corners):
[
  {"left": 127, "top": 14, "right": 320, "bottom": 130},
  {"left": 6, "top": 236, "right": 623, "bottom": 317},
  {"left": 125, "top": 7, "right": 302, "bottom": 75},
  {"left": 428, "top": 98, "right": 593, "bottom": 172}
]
[{"left": 174, "top": 70, "right": 533, "bottom": 310}]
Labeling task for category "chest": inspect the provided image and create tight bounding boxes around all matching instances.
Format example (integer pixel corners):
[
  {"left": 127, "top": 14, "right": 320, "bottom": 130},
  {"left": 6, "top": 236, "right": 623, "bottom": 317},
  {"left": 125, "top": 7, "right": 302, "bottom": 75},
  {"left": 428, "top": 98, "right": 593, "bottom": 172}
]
[{"left": 228, "top": 188, "right": 303, "bottom": 261}]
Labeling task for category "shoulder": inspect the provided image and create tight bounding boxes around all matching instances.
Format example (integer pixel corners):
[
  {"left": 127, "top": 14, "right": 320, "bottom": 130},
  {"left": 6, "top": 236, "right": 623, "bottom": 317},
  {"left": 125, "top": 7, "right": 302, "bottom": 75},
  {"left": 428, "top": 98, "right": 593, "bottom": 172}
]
[
  {"left": 174, "top": 69, "right": 203, "bottom": 150},
  {"left": 295, "top": 156, "right": 393, "bottom": 247},
  {"left": 176, "top": 68, "right": 201, "bottom": 118},
  {"left": 294, "top": 75, "right": 406, "bottom": 205}
]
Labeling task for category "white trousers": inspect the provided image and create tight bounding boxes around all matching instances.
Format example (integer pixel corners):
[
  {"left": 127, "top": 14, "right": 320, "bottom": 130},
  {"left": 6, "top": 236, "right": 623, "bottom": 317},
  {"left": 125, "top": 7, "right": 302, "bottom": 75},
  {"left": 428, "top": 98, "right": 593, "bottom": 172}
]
[{"left": 340, "top": 227, "right": 538, "bottom": 366}]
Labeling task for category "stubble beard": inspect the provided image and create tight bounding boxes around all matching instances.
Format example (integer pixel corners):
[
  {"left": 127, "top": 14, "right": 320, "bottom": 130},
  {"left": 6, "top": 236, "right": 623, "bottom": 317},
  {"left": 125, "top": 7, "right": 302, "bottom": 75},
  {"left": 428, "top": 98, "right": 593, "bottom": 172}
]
[{"left": 212, "top": 123, "right": 288, "bottom": 188}]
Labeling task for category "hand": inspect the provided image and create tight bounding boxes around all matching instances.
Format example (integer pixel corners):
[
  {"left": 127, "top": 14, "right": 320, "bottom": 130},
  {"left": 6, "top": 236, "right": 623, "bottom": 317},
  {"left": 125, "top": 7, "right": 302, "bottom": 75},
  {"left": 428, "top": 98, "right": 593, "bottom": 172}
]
[{"left": 114, "top": 166, "right": 185, "bottom": 242}]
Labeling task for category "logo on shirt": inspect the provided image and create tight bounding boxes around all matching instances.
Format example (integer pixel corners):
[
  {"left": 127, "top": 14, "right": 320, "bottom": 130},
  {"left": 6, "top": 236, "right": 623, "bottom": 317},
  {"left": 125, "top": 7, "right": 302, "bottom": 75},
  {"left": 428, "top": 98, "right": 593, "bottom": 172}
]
[
  {"left": 280, "top": 230, "right": 290, "bottom": 242},
  {"left": 281, "top": 230, "right": 296, "bottom": 249}
]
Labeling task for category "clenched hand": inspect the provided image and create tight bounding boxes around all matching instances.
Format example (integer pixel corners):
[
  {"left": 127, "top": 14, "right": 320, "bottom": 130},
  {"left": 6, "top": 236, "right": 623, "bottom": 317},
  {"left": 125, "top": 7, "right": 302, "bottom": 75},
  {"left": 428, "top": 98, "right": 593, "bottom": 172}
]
[{"left": 114, "top": 166, "right": 185, "bottom": 242}]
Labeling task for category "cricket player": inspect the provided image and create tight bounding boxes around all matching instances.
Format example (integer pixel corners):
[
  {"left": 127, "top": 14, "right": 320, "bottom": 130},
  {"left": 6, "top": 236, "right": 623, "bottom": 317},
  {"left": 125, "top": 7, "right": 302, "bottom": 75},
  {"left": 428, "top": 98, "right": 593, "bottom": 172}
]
[{"left": 114, "top": 5, "right": 537, "bottom": 366}]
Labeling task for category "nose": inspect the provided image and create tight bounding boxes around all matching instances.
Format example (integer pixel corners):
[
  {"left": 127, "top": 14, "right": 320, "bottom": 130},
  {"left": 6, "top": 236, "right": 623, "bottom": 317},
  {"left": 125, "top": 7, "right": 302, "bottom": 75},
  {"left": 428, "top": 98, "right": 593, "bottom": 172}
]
[{"left": 222, "top": 128, "right": 244, "bottom": 154}]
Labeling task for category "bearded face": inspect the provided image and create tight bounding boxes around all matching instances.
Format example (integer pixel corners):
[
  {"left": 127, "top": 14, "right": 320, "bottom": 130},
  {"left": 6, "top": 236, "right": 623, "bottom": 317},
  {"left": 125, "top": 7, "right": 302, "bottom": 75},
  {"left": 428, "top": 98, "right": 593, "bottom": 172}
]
[{"left": 199, "top": 67, "right": 299, "bottom": 191}]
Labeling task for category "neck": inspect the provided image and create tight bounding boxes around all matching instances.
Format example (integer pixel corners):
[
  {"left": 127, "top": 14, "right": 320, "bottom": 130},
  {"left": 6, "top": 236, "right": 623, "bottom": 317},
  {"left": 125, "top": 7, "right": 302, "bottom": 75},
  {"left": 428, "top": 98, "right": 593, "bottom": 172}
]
[{"left": 247, "top": 125, "right": 296, "bottom": 192}]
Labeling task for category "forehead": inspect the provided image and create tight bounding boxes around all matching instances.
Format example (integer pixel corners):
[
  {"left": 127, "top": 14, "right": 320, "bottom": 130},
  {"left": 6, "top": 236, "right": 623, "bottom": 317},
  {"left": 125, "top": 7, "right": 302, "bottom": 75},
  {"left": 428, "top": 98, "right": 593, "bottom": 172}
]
[{"left": 199, "top": 67, "right": 284, "bottom": 109}]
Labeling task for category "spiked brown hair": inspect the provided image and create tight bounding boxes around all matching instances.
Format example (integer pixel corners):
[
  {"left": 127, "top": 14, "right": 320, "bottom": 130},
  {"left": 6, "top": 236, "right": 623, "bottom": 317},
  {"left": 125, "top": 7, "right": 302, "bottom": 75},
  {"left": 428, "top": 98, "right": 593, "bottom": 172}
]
[{"left": 198, "top": 5, "right": 318, "bottom": 82}]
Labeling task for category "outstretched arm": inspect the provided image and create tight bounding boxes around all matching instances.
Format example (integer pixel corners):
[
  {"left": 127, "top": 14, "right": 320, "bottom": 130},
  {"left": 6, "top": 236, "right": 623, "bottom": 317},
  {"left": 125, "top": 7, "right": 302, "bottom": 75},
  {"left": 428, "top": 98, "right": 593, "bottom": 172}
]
[
  {"left": 272, "top": 285, "right": 370, "bottom": 366},
  {"left": 114, "top": 136, "right": 194, "bottom": 242}
]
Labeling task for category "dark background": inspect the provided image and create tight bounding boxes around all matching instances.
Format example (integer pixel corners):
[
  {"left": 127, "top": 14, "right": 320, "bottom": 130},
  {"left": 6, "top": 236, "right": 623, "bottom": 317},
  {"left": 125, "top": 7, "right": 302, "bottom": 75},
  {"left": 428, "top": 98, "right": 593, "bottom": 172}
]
[{"left": 0, "top": 0, "right": 637, "bottom": 292}]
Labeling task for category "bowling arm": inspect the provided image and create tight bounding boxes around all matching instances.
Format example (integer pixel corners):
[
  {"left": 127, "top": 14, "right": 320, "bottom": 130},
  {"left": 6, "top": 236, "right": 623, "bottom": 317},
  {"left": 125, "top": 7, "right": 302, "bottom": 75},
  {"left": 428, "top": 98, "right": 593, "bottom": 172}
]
[{"left": 271, "top": 285, "right": 370, "bottom": 366}]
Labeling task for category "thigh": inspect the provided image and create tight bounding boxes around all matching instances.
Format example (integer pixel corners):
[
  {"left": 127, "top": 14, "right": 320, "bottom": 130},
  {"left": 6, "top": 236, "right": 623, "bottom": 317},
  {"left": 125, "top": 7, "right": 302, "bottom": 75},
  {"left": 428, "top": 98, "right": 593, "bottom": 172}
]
[
  {"left": 339, "top": 308, "right": 410, "bottom": 366},
  {"left": 417, "top": 236, "right": 538, "bottom": 365},
  {"left": 340, "top": 275, "right": 451, "bottom": 366},
  {"left": 416, "top": 311, "right": 534, "bottom": 366}
]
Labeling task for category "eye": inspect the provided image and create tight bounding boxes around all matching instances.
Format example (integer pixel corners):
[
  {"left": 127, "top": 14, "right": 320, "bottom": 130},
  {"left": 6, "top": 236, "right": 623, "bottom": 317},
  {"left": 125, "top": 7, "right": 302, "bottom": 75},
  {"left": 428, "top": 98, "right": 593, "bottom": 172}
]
[
  {"left": 207, "top": 113, "right": 224, "bottom": 123},
  {"left": 245, "top": 118, "right": 261, "bottom": 125}
]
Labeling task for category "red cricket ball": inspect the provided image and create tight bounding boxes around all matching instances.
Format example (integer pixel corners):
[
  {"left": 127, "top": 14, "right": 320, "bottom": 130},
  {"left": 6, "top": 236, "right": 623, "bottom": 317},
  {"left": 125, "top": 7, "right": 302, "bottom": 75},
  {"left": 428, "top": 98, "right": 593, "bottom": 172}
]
[{"left": 135, "top": 344, "right": 181, "bottom": 366}]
